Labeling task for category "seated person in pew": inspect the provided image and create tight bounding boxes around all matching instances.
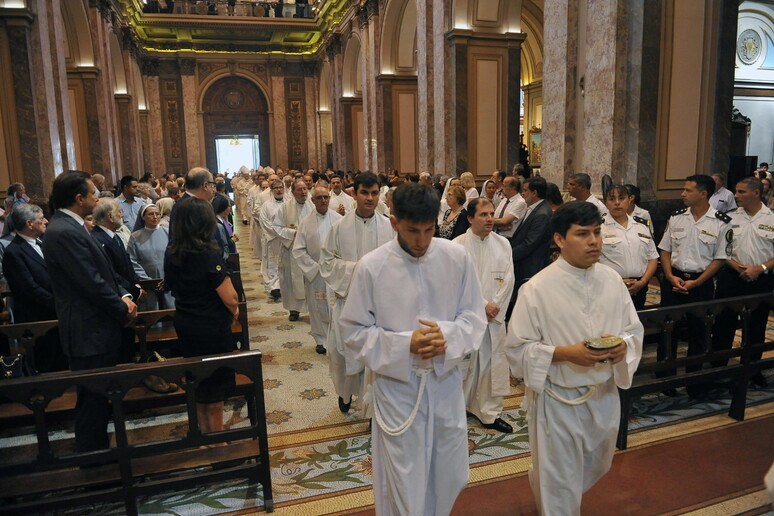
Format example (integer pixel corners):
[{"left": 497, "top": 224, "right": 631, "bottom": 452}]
[{"left": 165, "top": 197, "right": 240, "bottom": 436}]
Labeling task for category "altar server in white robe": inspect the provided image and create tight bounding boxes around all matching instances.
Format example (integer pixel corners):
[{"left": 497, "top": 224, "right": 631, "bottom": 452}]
[
  {"left": 340, "top": 183, "right": 487, "bottom": 516},
  {"left": 453, "top": 197, "right": 515, "bottom": 434},
  {"left": 259, "top": 179, "right": 285, "bottom": 300},
  {"left": 320, "top": 172, "right": 394, "bottom": 415},
  {"left": 273, "top": 178, "right": 313, "bottom": 321},
  {"left": 328, "top": 175, "right": 355, "bottom": 215},
  {"left": 246, "top": 173, "right": 264, "bottom": 256},
  {"left": 292, "top": 185, "right": 341, "bottom": 354},
  {"left": 505, "top": 201, "right": 643, "bottom": 516}
]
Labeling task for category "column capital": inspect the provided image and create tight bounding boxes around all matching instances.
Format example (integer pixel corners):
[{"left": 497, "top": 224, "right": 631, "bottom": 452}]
[
  {"left": 140, "top": 58, "right": 159, "bottom": 76},
  {"left": 0, "top": 7, "right": 34, "bottom": 27},
  {"left": 178, "top": 58, "right": 196, "bottom": 76}
]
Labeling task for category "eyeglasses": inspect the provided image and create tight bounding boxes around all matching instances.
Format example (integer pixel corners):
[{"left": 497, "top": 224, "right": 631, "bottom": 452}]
[{"left": 206, "top": 181, "right": 217, "bottom": 188}]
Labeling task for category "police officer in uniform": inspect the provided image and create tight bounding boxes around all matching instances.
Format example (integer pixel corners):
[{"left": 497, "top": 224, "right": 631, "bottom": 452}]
[
  {"left": 713, "top": 177, "right": 773, "bottom": 388},
  {"left": 658, "top": 174, "right": 731, "bottom": 393},
  {"left": 599, "top": 185, "right": 659, "bottom": 310}
]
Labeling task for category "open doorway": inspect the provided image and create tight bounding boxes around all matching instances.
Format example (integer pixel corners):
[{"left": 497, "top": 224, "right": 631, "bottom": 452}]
[{"left": 214, "top": 136, "right": 261, "bottom": 175}]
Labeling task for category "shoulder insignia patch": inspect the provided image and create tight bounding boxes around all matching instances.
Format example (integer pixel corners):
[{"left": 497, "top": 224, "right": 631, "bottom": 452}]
[
  {"left": 672, "top": 207, "right": 688, "bottom": 216},
  {"left": 633, "top": 216, "right": 650, "bottom": 226},
  {"left": 715, "top": 211, "right": 732, "bottom": 224}
]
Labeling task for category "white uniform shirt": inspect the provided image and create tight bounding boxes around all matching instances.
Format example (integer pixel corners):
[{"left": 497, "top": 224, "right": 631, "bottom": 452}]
[
  {"left": 586, "top": 194, "right": 609, "bottom": 217},
  {"left": 495, "top": 193, "right": 528, "bottom": 238},
  {"left": 330, "top": 190, "right": 355, "bottom": 213},
  {"left": 724, "top": 204, "right": 774, "bottom": 266},
  {"left": 658, "top": 207, "right": 731, "bottom": 273},
  {"left": 709, "top": 186, "right": 737, "bottom": 213},
  {"left": 599, "top": 215, "right": 658, "bottom": 278}
]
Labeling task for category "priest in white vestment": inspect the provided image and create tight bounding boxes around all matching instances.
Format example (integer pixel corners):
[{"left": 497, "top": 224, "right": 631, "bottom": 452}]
[
  {"left": 259, "top": 180, "right": 285, "bottom": 300},
  {"left": 233, "top": 166, "right": 253, "bottom": 224},
  {"left": 505, "top": 201, "right": 643, "bottom": 516},
  {"left": 329, "top": 175, "right": 355, "bottom": 215},
  {"left": 246, "top": 174, "right": 264, "bottom": 256},
  {"left": 292, "top": 185, "right": 341, "bottom": 354},
  {"left": 340, "top": 183, "right": 487, "bottom": 516},
  {"left": 273, "top": 178, "right": 313, "bottom": 320},
  {"left": 453, "top": 198, "right": 515, "bottom": 433},
  {"left": 320, "top": 172, "right": 394, "bottom": 415}
]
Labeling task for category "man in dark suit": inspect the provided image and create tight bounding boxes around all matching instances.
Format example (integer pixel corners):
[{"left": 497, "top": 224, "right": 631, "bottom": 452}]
[
  {"left": 2, "top": 203, "right": 66, "bottom": 372},
  {"left": 42, "top": 170, "right": 137, "bottom": 454},
  {"left": 506, "top": 176, "right": 554, "bottom": 322},
  {"left": 91, "top": 199, "right": 142, "bottom": 301}
]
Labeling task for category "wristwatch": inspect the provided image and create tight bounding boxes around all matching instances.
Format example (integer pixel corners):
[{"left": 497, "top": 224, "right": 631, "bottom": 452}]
[{"left": 762, "top": 264, "right": 768, "bottom": 274}]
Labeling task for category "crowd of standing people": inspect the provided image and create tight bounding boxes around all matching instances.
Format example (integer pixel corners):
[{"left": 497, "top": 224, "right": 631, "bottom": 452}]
[{"left": 1, "top": 160, "right": 772, "bottom": 515}]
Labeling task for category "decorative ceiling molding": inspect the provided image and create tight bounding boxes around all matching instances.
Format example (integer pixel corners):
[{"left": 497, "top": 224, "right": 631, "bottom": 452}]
[{"left": 110, "top": 0, "right": 360, "bottom": 57}]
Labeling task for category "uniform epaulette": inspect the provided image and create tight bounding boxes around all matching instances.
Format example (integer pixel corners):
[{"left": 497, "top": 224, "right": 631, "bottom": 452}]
[
  {"left": 633, "top": 216, "right": 650, "bottom": 226},
  {"left": 671, "top": 207, "right": 688, "bottom": 216},
  {"left": 715, "top": 210, "right": 732, "bottom": 224}
]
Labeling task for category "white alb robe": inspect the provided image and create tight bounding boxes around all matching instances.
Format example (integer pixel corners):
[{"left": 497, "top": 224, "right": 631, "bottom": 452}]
[
  {"left": 247, "top": 184, "right": 263, "bottom": 254},
  {"left": 233, "top": 170, "right": 252, "bottom": 221},
  {"left": 339, "top": 238, "right": 487, "bottom": 516},
  {"left": 292, "top": 208, "right": 341, "bottom": 348},
  {"left": 273, "top": 198, "right": 313, "bottom": 312},
  {"left": 259, "top": 196, "right": 284, "bottom": 293},
  {"left": 505, "top": 257, "right": 643, "bottom": 516},
  {"left": 329, "top": 190, "right": 355, "bottom": 214},
  {"left": 320, "top": 211, "right": 394, "bottom": 407},
  {"left": 453, "top": 229, "right": 514, "bottom": 424}
]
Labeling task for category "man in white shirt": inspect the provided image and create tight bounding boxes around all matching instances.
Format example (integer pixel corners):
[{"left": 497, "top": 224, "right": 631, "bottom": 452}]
[
  {"left": 567, "top": 173, "right": 608, "bottom": 216},
  {"left": 340, "top": 182, "right": 487, "bottom": 516},
  {"left": 273, "top": 178, "right": 313, "bottom": 321},
  {"left": 259, "top": 180, "right": 286, "bottom": 301},
  {"left": 709, "top": 173, "right": 737, "bottom": 213},
  {"left": 506, "top": 200, "right": 643, "bottom": 515},
  {"left": 492, "top": 176, "right": 527, "bottom": 238},
  {"left": 116, "top": 175, "right": 141, "bottom": 228},
  {"left": 713, "top": 177, "right": 773, "bottom": 388},
  {"left": 246, "top": 173, "right": 265, "bottom": 258},
  {"left": 320, "top": 172, "right": 394, "bottom": 414},
  {"left": 292, "top": 185, "right": 341, "bottom": 355},
  {"left": 453, "top": 198, "right": 515, "bottom": 433}
]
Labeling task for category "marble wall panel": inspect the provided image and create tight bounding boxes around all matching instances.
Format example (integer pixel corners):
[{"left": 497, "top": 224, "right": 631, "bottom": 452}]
[
  {"left": 271, "top": 75, "right": 288, "bottom": 168},
  {"left": 180, "top": 74, "right": 201, "bottom": 169},
  {"left": 416, "top": 0, "right": 434, "bottom": 175},
  {"left": 144, "top": 75, "right": 166, "bottom": 176}
]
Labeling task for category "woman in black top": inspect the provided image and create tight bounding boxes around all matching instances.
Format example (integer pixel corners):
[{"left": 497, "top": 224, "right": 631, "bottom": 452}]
[
  {"left": 165, "top": 197, "right": 239, "bottom": 436},
  {"left": 436, "top": 185, "right": 470, "bottom": 239}
]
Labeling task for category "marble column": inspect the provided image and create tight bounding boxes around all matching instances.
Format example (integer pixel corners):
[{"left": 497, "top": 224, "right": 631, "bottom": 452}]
[
  {"left": 142, "top": 60, "right": 166, "bottom": 176},
  {"left": 303, "top": 65, "right": 320, "bottom": 170},
  {"left": 179, "top": 58, "right": 201, "bottom": 171},
  {"left": 270, "top": 61, "right": 288, "bottom": 169},
  {"left": 4, "top": 0, "right": 75, "bottom": 195},
  {"left": 415, "top": 0, "right": 434, "bottom": 175},
  {"left": 325, "top": 38, "right": 346, "bottom": 170},
  {"left": 114, "top": 94, "right": 135, "bottom": 176}
]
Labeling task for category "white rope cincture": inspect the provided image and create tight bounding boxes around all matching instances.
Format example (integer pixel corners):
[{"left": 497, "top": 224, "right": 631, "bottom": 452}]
[
  {"left": 372, "top": 368, "right": 430, "bottom": 437},
  {"left": 543, "top": 384, "right": 597, "bottom": 406}
]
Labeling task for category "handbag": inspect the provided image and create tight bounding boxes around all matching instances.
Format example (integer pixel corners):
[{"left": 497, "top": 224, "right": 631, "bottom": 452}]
[{"left": 0, "top": 354, "right": 38, "bottom": 379}]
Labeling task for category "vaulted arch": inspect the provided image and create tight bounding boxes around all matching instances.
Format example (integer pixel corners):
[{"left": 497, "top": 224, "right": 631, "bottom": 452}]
[
  {"left": 380, "top": 0, "right": 417, "bottom": 75},
  {"left": 342, "top": 35, "right": 362, "bottom": 97},
  {"left": 61, "top": 0, "right": 95, "bottom": 68}
]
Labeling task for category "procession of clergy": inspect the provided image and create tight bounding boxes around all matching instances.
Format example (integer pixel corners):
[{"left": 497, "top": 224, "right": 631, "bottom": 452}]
[{"left": 224, "top": 162, "right": 670, "bottom": 516}]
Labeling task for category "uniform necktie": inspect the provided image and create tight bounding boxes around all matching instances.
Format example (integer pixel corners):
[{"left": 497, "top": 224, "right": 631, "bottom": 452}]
[{"left": 113, "top": 233, "right": 123, "bottom": 249}]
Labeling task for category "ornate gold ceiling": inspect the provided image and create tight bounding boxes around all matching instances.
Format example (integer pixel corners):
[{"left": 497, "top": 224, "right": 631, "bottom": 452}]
[{"left": 111, "top": 0, "right": 360, "bottom": 56}]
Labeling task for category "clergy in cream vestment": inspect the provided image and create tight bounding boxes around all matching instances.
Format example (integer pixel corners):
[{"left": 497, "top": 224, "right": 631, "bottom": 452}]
[
  {"left": 292, "top": 186, "right": 341, "bottom": 351},
  {"left": 453, "top": 198, "right": 514, "bottom": 432},
  {"left": 273, "top": 179, "right": 313, "bottom": 316},
  {"left": 259, "top": 180, "right": 285, "bottom": 295}
]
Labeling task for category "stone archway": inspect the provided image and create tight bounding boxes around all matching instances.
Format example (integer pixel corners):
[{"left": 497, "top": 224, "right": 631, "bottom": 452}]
[{"left": 202, "top": 76, "right": 270, "bottom": 173}]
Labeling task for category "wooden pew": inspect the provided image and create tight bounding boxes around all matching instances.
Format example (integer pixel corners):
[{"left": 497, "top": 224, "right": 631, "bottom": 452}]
[
  {"left": 0, "top": 351, "right": 274, "bottom": 515},
  {"left": 618, "top": 292, "right": 774, "bottom": 449}
]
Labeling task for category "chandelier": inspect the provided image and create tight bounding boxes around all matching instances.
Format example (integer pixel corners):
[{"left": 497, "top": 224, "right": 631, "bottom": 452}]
[{"left": 229, "top": 137, "right": 241, "bottom": 146}]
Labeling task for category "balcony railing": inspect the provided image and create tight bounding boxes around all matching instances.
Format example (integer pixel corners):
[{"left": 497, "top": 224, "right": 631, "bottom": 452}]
[{"left": 141, "top": 0, "right": 318, "bottom": 19}]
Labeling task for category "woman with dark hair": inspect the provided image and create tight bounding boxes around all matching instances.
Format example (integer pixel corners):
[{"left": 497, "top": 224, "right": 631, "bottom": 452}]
[
  {"left": 545, "top": 182, "right": 564, "bottom": 211},
  {"left": 164, "top": 197, "right": 239, "bottom": 437},
  {"left": 436, "top": 185, "right": 470, "bottom": 240}
]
